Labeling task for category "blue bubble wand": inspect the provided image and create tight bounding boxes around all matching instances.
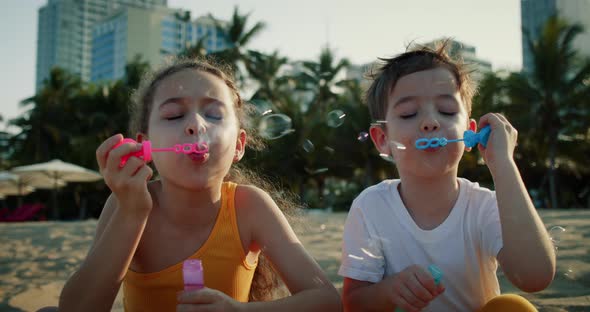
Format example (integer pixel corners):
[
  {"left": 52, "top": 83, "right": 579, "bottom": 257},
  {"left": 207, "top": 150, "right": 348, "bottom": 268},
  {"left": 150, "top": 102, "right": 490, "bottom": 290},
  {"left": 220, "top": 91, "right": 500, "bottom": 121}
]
[{"left": 415, "top": 125, "right": 491, "bottom": 150}]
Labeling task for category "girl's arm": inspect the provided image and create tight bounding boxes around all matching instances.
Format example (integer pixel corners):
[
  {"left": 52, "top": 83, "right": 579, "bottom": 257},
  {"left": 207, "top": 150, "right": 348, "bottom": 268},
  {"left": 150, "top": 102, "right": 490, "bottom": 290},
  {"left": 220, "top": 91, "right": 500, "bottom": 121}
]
[
  {"left": 178, "top": 185, "right": 341, "bottom": 311},
  {"left": 479, "top": 113, "right": 556, "bottom": 292},
  {"left": 59, "top": 194, "right": 150, "bottom": 311},
  {"left": 59, "top": 135, "right": 153, "bottom": 311},
  {"left": 239, "top": 185, "right": 341, "bottom": 311}
]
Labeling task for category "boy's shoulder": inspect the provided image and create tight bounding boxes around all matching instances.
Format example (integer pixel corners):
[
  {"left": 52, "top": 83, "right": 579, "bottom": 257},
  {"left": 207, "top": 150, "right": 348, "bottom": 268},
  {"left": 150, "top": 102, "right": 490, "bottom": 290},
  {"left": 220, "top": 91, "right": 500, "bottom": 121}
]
[
  {"left": 352, "top": 179, "right": 400, "bottom": 208},
  {"left": 458, "top": 177, "right": 496, "bottom": 199}
]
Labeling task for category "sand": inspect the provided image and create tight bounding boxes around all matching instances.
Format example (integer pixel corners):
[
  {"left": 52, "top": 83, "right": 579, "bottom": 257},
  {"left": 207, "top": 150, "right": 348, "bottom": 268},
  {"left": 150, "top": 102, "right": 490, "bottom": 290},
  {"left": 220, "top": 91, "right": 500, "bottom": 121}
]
[{"left": 1, "top": 210, "right": 589, "bottom": 311}]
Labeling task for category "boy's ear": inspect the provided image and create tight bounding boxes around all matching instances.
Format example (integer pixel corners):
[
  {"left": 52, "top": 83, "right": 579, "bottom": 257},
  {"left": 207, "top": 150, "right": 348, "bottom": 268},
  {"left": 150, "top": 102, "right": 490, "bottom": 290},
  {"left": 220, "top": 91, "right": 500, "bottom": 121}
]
[
  {"left": 465, "top": 119, "right": 477, "bottom": 152},
  {"left": 369, "top": 125, "right": 390, "bottom": 155},
  {"left": 136, "top": 133, "right": 147, "bottom": 143},
  {"left": 234, "top": 129, "right": 247, "bottom": 162},
  {"left": 468, "top": 119, "right": 477, "bottom": 132}
]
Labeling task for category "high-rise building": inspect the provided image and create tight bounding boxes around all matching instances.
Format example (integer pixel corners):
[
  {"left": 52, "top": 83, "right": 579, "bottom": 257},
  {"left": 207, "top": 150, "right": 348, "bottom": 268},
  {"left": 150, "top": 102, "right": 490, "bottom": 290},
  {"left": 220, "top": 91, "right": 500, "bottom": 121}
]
[
  {"left": 36, "top": 0, "right": 167, "bottom": 89},
  {"left": 91, "top": 7, "right": 231, "bottom": 82},
  {"left": 521, "top": 0, "right": 590, "bottom": 73}
]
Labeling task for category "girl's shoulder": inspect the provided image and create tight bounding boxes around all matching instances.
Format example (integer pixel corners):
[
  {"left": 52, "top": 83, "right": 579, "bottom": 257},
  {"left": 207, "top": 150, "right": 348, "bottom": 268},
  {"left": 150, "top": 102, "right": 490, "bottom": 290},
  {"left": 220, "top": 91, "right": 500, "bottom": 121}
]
[{"left": 234, "top": 184, "right": 274, "bottom": 214}]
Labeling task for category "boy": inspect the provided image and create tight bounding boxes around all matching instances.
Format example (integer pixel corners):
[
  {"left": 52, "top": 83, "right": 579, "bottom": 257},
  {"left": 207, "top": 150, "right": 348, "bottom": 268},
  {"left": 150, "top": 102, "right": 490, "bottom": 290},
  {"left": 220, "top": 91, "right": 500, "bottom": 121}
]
[{"left": 339, "top": 43, "right": 555, "bottom": 311}]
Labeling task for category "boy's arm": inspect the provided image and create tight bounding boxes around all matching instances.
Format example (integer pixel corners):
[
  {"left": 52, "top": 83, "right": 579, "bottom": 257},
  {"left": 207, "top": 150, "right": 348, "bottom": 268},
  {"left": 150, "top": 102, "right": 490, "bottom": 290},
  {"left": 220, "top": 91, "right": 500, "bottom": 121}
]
[
  {"left": 493, "top": 160, "right": 556, "bottom": 292},
  {"left": 480, "top": 113, "right": 556, "bottom": 292},
  {"left": 342, "top": 269, "right": 443, "bottom": 312},
  {"left": 343, "top": 278, "right": 390, "bottom": 312}
]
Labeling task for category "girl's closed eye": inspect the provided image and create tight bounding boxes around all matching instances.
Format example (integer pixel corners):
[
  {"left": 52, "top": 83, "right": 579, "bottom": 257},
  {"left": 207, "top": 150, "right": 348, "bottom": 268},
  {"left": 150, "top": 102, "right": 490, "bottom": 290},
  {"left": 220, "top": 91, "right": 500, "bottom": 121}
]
[
  {"left": 400, "top": 112, "right": 417, "bottom": 119},
  {"left": 204, "top": 112, "right": 223, "bottom": 121},
  {"left": 439, "top": 111, "right": 457, "bottom": 116},
  {"left": 165, "top": 115, "right": 183, "bottom": 120}
]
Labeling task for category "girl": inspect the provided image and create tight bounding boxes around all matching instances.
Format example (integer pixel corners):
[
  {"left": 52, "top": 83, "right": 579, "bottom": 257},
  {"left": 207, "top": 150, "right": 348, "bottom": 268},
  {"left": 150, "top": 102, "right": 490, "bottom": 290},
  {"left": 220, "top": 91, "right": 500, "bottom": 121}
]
[{"left": 58, "top": 58, "right": 341, "bottom": 311}]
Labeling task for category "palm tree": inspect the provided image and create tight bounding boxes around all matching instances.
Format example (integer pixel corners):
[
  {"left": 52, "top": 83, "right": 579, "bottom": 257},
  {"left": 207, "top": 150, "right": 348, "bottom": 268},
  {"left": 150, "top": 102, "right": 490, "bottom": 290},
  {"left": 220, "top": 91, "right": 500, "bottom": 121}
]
[
  {"left": 245, "top": 50, "right": 289, "bottom": 102},
  {"left": 296, "top": 47, "right": 350, "bottom": 117},
  {"left": 208, "top": 6, "right": 266, "bottom": 81},
  {"left": 179, "top": 36, "right": 209, "bottom": 59},
  {"left": 9, "top": 68, "right": 82, "bottom": 163},
  {"left": 476, "top": 16, "right": 590, "bottom": 208}
]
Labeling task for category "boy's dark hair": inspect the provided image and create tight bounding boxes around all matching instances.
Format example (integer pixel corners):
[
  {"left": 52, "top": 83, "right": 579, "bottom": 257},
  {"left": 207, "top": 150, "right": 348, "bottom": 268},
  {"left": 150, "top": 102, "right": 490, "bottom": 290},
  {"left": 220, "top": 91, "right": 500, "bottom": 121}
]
[{"left": 365, "top": 39, "right": 476, "bottom": 121}]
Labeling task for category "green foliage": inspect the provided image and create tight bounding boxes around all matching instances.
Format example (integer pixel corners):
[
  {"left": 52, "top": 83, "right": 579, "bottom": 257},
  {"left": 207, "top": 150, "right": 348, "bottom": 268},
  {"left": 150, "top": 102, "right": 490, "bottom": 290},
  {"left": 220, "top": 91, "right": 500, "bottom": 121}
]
[{"left": 4, "top": 11, "right": 590, "bottom": 218}]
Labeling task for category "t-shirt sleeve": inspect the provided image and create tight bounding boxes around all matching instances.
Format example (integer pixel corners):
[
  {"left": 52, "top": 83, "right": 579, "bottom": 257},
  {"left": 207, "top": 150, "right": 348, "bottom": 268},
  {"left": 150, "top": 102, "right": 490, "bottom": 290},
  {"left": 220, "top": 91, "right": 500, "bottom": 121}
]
[
  {"left": 338, "top": 203, "right": 385, "bottom": 283},
  {"left": 480, "top": 191, "right": 503, "bottom": 258}
]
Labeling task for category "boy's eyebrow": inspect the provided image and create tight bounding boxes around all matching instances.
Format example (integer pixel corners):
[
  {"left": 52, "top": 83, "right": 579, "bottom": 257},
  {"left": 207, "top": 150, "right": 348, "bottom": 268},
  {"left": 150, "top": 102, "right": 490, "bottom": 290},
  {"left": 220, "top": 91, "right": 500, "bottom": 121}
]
[
  {"left": 436, "top": 94, "right": 459, "bottom": 102},
  {"left": 392, "top": 96, "right": 417, "bottom": 108},
  {"left": 393, "top": 94, "right": 459, "bottom": 108}
]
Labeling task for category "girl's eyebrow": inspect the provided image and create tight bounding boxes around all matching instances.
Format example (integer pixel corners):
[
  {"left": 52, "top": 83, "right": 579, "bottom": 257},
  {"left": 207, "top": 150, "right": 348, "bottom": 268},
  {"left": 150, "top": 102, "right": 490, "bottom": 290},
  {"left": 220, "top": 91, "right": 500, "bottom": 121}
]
[
  {"left": 158, "top": 96, "right": 227, "bottom": 110},
  {"left": 158, "top": 97, "right": 185, "bottom": 110}
]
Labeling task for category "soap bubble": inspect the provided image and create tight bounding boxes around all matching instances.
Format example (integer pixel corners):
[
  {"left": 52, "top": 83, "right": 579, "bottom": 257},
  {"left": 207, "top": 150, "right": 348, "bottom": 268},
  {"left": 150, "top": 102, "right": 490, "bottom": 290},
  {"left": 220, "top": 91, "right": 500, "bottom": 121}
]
[{"left": 258, "top": 114, "right": 293, "bottom": 140}]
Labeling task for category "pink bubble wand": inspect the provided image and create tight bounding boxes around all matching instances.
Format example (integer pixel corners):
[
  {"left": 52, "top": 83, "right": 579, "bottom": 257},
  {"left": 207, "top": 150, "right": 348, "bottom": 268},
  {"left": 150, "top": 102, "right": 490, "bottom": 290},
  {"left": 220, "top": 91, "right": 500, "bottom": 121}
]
[{"left": 113, "top": 138, "right": 209, "bottom": 167}]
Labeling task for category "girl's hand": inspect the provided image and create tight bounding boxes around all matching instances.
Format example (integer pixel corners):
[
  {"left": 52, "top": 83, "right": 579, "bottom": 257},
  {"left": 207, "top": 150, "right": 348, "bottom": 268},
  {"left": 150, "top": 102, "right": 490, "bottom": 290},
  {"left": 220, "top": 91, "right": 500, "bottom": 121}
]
[
  {"left": 381, "top": 265, "right": 444, "bottom": 312},
  {"left": 177, "top": 288, "right": 243, "bottom": 312},
  {"left": 96, "top": 134, "right": 153, "bottom": 216},
  {"left": 477, "top": 113, "right": 518, "bottom": 175}
]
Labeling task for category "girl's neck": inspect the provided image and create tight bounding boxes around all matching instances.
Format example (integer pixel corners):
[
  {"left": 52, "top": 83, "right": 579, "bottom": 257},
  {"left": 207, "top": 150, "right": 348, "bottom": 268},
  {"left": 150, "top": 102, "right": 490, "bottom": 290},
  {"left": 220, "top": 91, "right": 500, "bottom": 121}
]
[
  {"left": 397, "top": 171, "right": 460, "bottom": 230},
  {"left": 155, "top": 179, "right": 223, "bottom": 227}
]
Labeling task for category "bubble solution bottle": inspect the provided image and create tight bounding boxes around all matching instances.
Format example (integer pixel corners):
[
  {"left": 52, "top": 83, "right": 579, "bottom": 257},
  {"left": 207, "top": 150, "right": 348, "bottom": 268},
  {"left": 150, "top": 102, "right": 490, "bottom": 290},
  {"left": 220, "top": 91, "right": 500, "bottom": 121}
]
[{"left": 183, "top": 259, "right": 204, "bottom": 291}]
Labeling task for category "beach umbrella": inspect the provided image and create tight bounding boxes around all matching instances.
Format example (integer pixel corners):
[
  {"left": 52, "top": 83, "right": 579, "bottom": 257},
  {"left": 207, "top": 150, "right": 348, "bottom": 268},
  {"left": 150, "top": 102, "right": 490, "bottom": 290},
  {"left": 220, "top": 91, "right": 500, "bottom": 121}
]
[
  {"left": 11, "top": 159, "right": 102, "bottom": 219},
  {"left": 0, "top": 171, "right": 60, "bottom": 207},
  {"left": 0, "top": 184, "right": 35, "bottom": 197}
]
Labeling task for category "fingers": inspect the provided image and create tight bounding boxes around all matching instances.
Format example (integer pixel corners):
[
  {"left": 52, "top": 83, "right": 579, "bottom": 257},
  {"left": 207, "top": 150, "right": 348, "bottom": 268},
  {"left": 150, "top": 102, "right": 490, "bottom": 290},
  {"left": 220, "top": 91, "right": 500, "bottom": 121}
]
[
  {"left": 96, "top": 134, "right": 123, "bottom": 171},
  {"left": 177, "top": 288, "right": 217, "bottom": 304},
  {"left": 478, "top": 112, "right": 502, "bottom": 129},
  {"left": 398, "top": 281, "right": 427, "bottom": 310},
  {"left": 414, "top": 269, "right": 437, "bottom": 297},
  {"left": 177, "top": 288, "right": 230, "bottom": 312},
  {"left": 107, "top": 142, "right": 142, "bottom": 172},
  {"left": 134, "top": 165, "right": 153, "bottom": 182},
  {"left": 177, "top": 304, "right": 215, "bottom": 312}
]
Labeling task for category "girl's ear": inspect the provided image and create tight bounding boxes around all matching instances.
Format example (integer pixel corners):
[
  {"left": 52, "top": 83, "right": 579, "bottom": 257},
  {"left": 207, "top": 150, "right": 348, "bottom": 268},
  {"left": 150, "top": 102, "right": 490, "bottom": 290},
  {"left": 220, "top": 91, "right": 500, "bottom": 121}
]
[
  {"left": 465, "top": 119, "right": 477, "bottom": 151},
  {"left": 369, "top": 125, "right": 390, "bottom": 155},
  {"left": 234, "top": 129, "right": 247, "bottom": 162},
  {"left": 136, "top": 133, "right": 148, "bottom": 143}
]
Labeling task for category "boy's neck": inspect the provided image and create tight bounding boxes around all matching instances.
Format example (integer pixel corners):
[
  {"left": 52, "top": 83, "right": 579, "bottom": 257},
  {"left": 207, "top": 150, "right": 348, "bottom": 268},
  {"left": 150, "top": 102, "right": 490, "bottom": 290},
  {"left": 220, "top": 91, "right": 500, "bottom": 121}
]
[{"left": 397, "top": 173, "right": 460, "bottom": 230}]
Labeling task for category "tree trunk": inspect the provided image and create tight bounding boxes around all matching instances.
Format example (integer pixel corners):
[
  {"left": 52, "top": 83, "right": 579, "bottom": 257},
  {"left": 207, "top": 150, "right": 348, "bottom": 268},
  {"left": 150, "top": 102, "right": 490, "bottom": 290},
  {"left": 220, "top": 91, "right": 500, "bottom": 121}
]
[{"left": 548, "top": 135, "right": 559, "bottom": 209}]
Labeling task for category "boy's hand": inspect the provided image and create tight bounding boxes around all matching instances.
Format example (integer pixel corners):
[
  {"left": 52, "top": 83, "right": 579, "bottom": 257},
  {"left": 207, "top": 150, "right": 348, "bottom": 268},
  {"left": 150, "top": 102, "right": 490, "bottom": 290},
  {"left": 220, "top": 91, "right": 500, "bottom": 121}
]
[
  {"left": 380, "top": 265, "right": 444, "bottom": 312},
  {"left": 96, "top": 134, "right": 153, "bottom": 216},
  {"left": 477, "top": 113, "right": 518, "bottom": 174},
  {"left": 177, "top": 288, "right": 243, "bottom": 312}
]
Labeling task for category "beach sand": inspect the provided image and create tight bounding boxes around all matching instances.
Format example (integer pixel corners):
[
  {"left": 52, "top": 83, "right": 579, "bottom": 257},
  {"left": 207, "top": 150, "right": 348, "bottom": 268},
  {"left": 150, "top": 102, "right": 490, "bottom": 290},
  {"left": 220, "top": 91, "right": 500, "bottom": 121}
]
[{"left": 1, "top": 210, "right": 589, "bottom": 311}]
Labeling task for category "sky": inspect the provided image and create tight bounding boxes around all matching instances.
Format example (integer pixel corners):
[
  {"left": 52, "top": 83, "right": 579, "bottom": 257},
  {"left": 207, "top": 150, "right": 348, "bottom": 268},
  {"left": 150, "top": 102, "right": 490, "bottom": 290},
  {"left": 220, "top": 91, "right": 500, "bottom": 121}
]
[{"left": 0, "top": 0, "right": 522, "bottom": 131}]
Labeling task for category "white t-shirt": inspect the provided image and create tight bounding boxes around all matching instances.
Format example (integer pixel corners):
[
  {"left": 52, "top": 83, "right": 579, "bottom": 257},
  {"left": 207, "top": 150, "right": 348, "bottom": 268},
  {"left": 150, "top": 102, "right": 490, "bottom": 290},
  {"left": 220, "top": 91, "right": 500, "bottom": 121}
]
[{"left": 338, "top": 178, "right": 503, "bottom": 311}]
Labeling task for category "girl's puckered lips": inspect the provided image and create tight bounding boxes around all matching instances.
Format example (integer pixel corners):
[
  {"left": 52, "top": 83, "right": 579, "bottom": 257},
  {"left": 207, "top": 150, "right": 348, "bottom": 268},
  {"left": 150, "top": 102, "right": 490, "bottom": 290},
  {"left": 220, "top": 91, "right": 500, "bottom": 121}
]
[{"left": 188, "top": 152, "right": 209, "bottom": 163}]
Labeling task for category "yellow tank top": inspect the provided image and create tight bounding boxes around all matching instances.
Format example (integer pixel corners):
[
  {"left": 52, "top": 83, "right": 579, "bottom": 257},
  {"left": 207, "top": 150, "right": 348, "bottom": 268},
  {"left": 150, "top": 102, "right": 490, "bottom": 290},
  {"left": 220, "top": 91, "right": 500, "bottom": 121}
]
[{"left": 123, "top": 182, "right": 258, "bottom": 311}]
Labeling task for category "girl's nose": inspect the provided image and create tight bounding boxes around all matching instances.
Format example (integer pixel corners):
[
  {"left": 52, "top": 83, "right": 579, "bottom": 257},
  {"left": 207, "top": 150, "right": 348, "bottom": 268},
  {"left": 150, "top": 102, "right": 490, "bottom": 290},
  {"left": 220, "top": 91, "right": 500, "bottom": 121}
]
[{"left": 185, "top": 114, "right": 206, "bottom": 136}]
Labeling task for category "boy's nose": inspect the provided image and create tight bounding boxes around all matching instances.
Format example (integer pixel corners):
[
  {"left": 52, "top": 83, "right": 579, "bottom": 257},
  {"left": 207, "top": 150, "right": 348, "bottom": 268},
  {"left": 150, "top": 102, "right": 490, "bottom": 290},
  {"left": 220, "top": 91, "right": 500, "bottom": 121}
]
[{"left": 421, "top": 118, "right": 440, "bottom": 132}]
